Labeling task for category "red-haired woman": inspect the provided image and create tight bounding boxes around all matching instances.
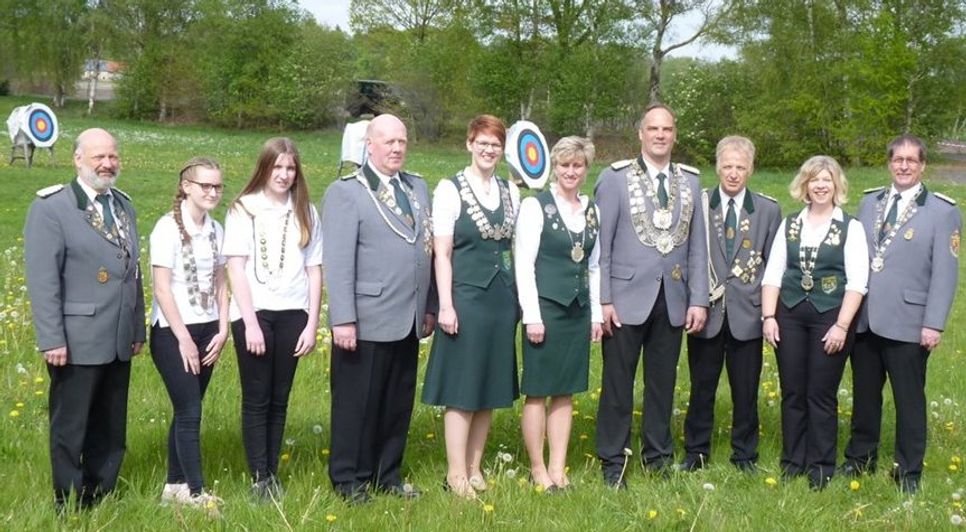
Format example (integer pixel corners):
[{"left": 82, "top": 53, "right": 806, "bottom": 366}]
[
  {"left": 223, "top": 138, "right": 323, "bottom": 501},
  {"left": 422, "top": 115, "right": 520, "bottom": 498}
]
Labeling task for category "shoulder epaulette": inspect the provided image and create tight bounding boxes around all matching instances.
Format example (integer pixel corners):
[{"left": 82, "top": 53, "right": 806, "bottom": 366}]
[
  {"left": 934, "top": 192, "right": 957, "bottom": 205},
  {"left": 36, "top": 184, "right": 64, "bottom": 198},
  {"left": 676, "top": 163, "right": 700, "bottom": 175},
  {"left": 401, "top": 170, "right": 423, "bottom": 179},
  {"left": 112, "top": 187, "right": 132, "bottom": 201},
  {"left": 610, "top": 159, "right": 632, "bottom": 170},
  {"left": 863, "top": 186, "right": 885, "bottom": 194},
  {"left": 340, "top": 170, "right": 361, "bottom": 181},
  {"left": 754, "top": 191, "right": 778, "bottom": 203}
]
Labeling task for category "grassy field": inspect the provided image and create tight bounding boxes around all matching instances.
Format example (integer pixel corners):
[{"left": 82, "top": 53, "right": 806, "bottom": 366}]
[{"left": 1, "top": 95, "right": 965, "bottom": 530}]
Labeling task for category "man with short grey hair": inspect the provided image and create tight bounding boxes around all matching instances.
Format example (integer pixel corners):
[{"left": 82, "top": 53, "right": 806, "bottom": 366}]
[
  {"left": 842, "top": 134, "right": 961, "bottom": 494},
  {"left": 25, "top": 128, "right": 145, "bottom": 512},
  {"left": 322, "top": 114, "right": 436, "bottom": 503}
]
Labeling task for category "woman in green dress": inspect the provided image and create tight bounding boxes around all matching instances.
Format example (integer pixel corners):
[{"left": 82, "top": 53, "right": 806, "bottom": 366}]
[
  {"left": 422, "top": 115, "right": 521, "bottom": 499},
  {"left": 514, "top": 137, "right": 603, "bottom": 491}
]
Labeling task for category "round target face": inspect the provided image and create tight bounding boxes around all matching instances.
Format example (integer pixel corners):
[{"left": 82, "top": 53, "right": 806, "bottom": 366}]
[
  {"left": 516, "top": 129, "right": 546, "bottom": 179},
  {"left": 29, "top": 109, "right": 54, "bottom": 143}
]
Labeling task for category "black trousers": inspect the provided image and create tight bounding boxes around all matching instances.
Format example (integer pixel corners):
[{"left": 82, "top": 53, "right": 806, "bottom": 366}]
[
  {"left": 845, "top": 332, "right": 929, "bottom": 479},
  {"left": 232, "top": 309, "right": 306, "bottom": 482},
  {"left": 47, "top": 358, "right": 131, "bottom": 506},
  {"left": 150, "top": 321, "right": 218, "bottom": 494},
  {"left": 684, "top": 315, "right": 763, "bottom": 464},
  {"left": 329, "top": 327, "right": 418, "bottom": 493},
  {"left": 775, "top": 300, "right": 850, "bottom": 480},
  {"left": 596, "top": 285, "right": 682, "bottom": 473}
]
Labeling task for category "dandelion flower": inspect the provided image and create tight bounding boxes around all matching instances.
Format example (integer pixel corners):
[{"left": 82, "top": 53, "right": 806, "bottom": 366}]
[
  {"left": 483, "top": 504, "right": 495, "bottom": 513},
  {"left": 765, "top": 477, "right": 778, "bottom": 487},
  {"left": 954, "top": 492, "right": 962, "bottom": 502},
  {"left": 312, "top": 424, "right": 323, "bottom": 435},
  {"left": 622, "top": 448, "right": 633, "bottom": 457},
  {"left": 534, "top": 484, "right": 545, "bottom": 493},
  {"left": 280, "top": 453, "right": 291, "bottom": 463},
  {"left": 505, "top": 468, "right": 516, "bottom": 479},
  {"left": 9, "top": 410, "right": 19, "bottom": 418},
  {"left": 326, "top": 514, "right": 337, "bottom": 523},
  {"left": 647, "top": 510, "right": 658, "bottom": 519},
  {"left": 931, "top": 401, "right": 940, "bottom": 409},
  {"left": 285, "top": 438, "right": 296, "bottom": 446},
  {"left": 952, "top": 514, "right": 963, "bottom": 526},
  {"left": 321, "top": 448, "right": 330, "bottom": 456},
  {"left": 702, "top": 482, "right": 715, "bottom": 491},
  {"left": 954, "top": 456, "right": 962, "bottom": 464},
  {"left": 34, "top": 390, "right": 43, "bottom": 396},
  {"left": 426, "top": 433, "right": 435, "bottom": 440},
  {"left": 676, "top": 508, "right": 686, "bottom": 518},
  {"left": 849, "top": 480, "right": 860, "bottom": 491},
  {"left": 33, "top": 376, "right": 43, "bottom": 384},
  {"left": 945, "top": 398, "right": 954, "bottom": 406},
  {"left": 949, "top": 464, "right": 959, "bottom": 473},
  {"left": 15, "top": 402, "right": 24, "bottom": 408}
]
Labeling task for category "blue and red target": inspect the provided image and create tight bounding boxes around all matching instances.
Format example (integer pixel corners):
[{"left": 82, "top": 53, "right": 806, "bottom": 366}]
[
  {"left": 28, "top": 108, "right": 55, "bottom": 143},
  {"left": 8, "top": 103, "right": 59, "bottom": 148},
  {"left": 505, "top": 120, "right": 550, "bottom": 189},
  {"left": 517, "top": 129, "right": 546, "bottom": 179}
]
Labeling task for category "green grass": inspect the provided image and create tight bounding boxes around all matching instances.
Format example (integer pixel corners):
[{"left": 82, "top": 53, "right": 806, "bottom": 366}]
[{"left": 1, "top": 95, "right": 966, "bottom": 530}]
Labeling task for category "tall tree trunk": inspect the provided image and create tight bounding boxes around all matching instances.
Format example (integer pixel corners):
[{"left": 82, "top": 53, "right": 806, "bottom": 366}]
[
  {"left": 87, "top": 58, "right": 100, "bottom": 116},
  {"left": 648, "top": 50, "right": 663, "bottom": 104}
]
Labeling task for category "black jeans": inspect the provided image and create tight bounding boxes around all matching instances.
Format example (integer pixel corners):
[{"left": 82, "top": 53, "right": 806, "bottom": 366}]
[
  {"left": 150, "top": 321, "right": 218, "bottom": 495},
  {"left": 232, "top": 309, "right": 307, "bottom": 482}
]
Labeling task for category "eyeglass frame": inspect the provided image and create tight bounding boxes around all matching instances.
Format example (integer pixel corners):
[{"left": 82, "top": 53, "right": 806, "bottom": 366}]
[{"left": 185, "top": 179, "right": 225, "bottom": 194}]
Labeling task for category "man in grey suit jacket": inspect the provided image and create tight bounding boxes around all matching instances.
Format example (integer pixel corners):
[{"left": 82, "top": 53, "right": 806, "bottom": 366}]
[
  {"left": 594, "top": 103, "right": 709, "bottom": 486},
  {"left": 24, "top": 128, "right": 145, "bottom": 511},
  {"left": 681, "top": 136, "right": 781, "bottom": 473},
  {"left": 322, "top": 114, "right": 436, "bottom": 503},
  {"left": 842, "top": 134, "right": 961, "bottom": 493}
]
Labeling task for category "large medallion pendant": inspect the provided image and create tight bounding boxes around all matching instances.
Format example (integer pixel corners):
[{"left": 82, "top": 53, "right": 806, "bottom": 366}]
[
  {"left": 801, "top": 273, "right": 814, "bottom": 291},
  {"left": 571, "top": 243, "right": 585, "bottom": 263},
  {"left": 656, "top": 233, "right": 674, "bottom": 255},
  {"left": 653, "top": 209, "right": 672, "bottom": 230},
  {"left": 871, "top": 256, "right": 884, "bottom": 272}
]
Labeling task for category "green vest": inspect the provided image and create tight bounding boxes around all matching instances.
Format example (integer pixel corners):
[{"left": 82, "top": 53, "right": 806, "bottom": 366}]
[
  {"left": 534, "top": 190, "right": 599, "bottom": 307},
  {"left": 451, "top": 176, "right": 515, "bottom": 289},
  {"left": 779, "top": 213, "right": 851, "bottom": 313}
]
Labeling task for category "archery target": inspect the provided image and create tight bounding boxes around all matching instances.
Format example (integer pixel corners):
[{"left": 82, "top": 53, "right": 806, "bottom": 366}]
[
  {"left": 7, "top": 103, "right": 59, "bottom": 148},
  {"left": 505, "top": 120, "right": 549, "bottom": 189}
]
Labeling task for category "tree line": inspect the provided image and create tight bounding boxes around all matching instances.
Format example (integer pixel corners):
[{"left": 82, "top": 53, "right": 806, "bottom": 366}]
[{"left": 0, "top": 0, "right": 962, "bottom": 166}]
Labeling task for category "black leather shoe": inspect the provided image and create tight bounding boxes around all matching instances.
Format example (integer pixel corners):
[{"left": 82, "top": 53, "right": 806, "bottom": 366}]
[
  {"left": 380, "top": 483, "right": 421, "bottom": 500},
  {"left": 897, "top": 476, "right": 920, "bottom": 494},
  {"left": 602, "top": 471, "right": 627, "bottom": 490},
  {"left": 335, "top": 484, "right": 371, "bottom": 505},
  {"left": 733, "top": 460, "right": 757, "bottom": 473},
  {"left": 808, "top": 473, "right": 830, "bottom": 491},
  {"left": 677, "top": 455, "right": 707, "bottom": 472},
  {"left": 839, "top": 461, "right": 875, "bottom": 477}
]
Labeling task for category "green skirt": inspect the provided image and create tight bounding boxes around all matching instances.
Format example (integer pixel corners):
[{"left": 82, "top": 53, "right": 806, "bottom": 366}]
[
  {"left": 521, "top": 297, "right": 590, "bottom": 397},
  {"left": 422, "top": 279, "right": 519, "bottom": 410}
]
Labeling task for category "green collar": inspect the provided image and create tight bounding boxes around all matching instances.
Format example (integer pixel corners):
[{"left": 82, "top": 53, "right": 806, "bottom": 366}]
[
  {"left": 877, "top": 183, "right": 928, "bottom": 206},
  {"left": 709, "top": 187, "right": 756, "bottom": 214}
]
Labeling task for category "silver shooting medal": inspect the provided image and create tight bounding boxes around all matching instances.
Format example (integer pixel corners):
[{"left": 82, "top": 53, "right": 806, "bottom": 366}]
[
  {"left": 656, "top": 233, "right": 674, "bottom": 255},
  {"left": 801, "top": 273, "right": 814, "bottom": 291},
  {"left": 871, "top": 256, "right": 884, "bottom": 272},
  {"left": 653, "top": 209, "right": 672, "bottom": 230},
  {"left": 571, "top": 243, "right": 585, "bottom": 263}
]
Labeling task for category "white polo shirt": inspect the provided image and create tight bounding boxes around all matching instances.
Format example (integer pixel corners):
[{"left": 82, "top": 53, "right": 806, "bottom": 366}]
[
  {"left": 222, "top": 191, "right": 323, "bottom": 320},
  {"left": 149, "top": 203, "right": 226, "bottom": 327}
]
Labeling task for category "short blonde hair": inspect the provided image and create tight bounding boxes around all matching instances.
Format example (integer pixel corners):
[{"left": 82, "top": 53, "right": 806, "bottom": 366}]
[
  {"left": 715, "top": 136, "right": 755, "bottom": 172},
  {"left": 789, "top": 155, "right": 848, "bottom": 205},
  {"left": 550, "top": 136, "right": 595, "bottom": 181}
]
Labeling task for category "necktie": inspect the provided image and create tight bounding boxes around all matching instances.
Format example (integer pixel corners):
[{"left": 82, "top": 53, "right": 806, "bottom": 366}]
[
  {"left": 879, "top": 193, "right": 900, "bottom": 241},
  {"left": 725, "top": 198, "right": 737, "bottom": 257},
  {"left": 391, "top": 177, "right": 413, "bottom": 223},
  {"left": 656, "top": 172, "right": 669, "bottom": 209},
  {"left": 95, "top": 194, "right": 115, "bottom": 231}
]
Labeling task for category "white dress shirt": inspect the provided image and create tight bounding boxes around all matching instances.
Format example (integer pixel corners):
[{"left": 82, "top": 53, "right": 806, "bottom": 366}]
[
  {"left": 222, "top": 191, "right": 323, "bottom": 320},
  {"left": 433, "top": 168, "right": 521, "bottom": 236},
  {"left": 640, "top": 158, "right": 672, "bottom": 193},
  {"left": 515, "top": 184, "right": 602, "bottom": 324},
  {"left": 762, "top": 206, "right": 869, "bottom": 294},
  {"left": 884, "top": 182, "right": 922, "bottom": 220},
  {"left": 149, "top": 202, "right": 225, "bottom": 327}
]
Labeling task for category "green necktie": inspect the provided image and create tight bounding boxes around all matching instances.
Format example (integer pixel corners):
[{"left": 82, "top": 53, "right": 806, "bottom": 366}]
[
  {"left": 656, "top": 172, "right": 668, "bottom": 209},
  {"left": 725, "top": 198, "right": 737, "bottom": 257},
  {"left": 95, "top": 194, "right": 115, "bottom": 231},
  {"left": 391, "top": 177, "right": 413, "bottom": 223},
  {"left": 879, "top": 193, "right": 899, "bottom": 241}
]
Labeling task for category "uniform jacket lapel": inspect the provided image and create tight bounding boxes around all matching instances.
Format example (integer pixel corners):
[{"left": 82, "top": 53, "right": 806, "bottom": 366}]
[
  {"left": 362, "top": 164, "right": 415, "bottom": 235},
  {"left": 70, "top": 179, "right": 122, "bottom": 248}
]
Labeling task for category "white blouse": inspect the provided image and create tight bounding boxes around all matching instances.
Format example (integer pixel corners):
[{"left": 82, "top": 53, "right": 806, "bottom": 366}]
[
  {"left": 432, "top": 168, "right": 521, "bottom": 236},
  {"left": 514, "top": 185, "right": 602, "bottom": 325},
  {"left": 762, "top": 206, "right": 869, "bottom": 294},
  {"left": 222, "top": 191, "right": 323, "bottom": 320},
  {"left": 149, "top": 204, "right": 225, "bottom": 327}
]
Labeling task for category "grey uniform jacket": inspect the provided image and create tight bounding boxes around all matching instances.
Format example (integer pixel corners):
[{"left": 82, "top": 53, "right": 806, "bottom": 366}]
[
  {"left": 595, "top": 157, "right": 709, "bottom": 326},
  {"left": 24, "top": 179, "right": 146, "bottom": 364},
  {"left": 696, "top": 188, "right": 781, "bottom": 341},
  {"left": 322, "top": 167, "right": 436, "bottom": 342},
  {"left": 855, "top": 186, "right": 961, "bottom": 343}
]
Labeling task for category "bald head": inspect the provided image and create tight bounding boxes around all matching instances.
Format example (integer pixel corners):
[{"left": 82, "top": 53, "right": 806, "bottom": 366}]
[
  {"left": 366, "top": 114, "right": 408, "bottom": 176},
  {"left": 74, "top": 128, "right": 120, "bottom": 192}
]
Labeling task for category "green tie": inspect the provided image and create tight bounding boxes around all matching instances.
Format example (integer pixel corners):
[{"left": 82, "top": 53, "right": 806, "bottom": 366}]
[
  {"left": 656, "top": 172, "right": 668, "bottom": 209},
  {"left": 95, "top": 194, "right": 115, "bottom": 231},
  {"left": 725, "top": 198, "right": 737, "bottom": 257},
  {"left": 391, "top": 177, "right": 413, "bottom": 223},
  {"left": 879, "top": 193, "right": 899, "bottom": 241}
]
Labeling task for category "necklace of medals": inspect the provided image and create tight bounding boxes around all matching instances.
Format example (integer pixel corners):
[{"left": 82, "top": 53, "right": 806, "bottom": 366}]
[
  {"left": 650, "top": 172, "right": 677, "bottom": 230},
  {"left": 870, "top": 192, "right": 916, "bottom": 273},
  {"left": 358, "top": 174, "right": 419, "bottom": 244},
  {"left": 798, "top": 243, "right": 819, "bottom": 291},
  {"left": 255, "top": 210, "right": 291, "bottom": 291},
  {"left": 457, "top": 171, "right": 516, "bottom": 240},
  {"left": 182, "top": 215, "right": 219, "bottom": 315},
  {"left": 626, "top": 163, "right": 693, "bottom": 255},
  {"left": 560, "top": 198, "right": 587, "bottom": 263}
]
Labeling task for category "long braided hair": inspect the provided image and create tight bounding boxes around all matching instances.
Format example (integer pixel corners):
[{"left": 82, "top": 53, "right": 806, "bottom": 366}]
[{"left": 173, "top": 157, "right": 222, "bottom": 243}]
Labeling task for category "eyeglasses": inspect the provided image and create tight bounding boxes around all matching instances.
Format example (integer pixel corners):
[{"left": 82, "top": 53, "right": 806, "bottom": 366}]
[
  {"left": 474, "top": 141, "right": 503, "bottom": 152},
  {"left": 186, "top": 179, "right": 224, "bottom": 194},
  {"left": 890, "top": 157, "right": 921, "bottom": 168}
]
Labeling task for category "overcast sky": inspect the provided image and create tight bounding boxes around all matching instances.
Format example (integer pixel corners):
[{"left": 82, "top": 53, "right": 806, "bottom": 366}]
[{"left": 297, "top": 0, "right": 736, "bottom": 60}]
